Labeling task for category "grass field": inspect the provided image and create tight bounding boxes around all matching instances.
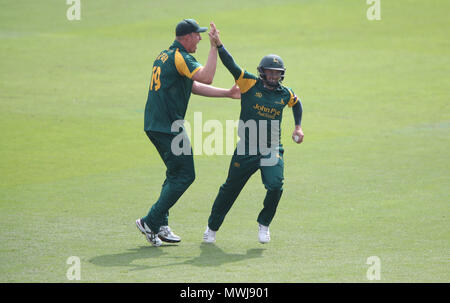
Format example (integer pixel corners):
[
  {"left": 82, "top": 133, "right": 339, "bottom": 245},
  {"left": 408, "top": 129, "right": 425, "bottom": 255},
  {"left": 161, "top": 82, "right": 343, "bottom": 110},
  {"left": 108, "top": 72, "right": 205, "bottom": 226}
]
[{"left": 0, "top": 0, "right": 449, "bottom": 282}]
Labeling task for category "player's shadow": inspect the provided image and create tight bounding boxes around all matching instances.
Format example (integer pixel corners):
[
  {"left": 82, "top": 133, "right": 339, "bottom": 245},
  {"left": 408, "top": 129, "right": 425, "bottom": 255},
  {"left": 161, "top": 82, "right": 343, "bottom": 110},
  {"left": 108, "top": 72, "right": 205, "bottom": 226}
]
[
  {"left": 89, "top": 243, "right": 265, "bottom": 271},
  {"left": 89, "top": 246, "right": 171, "bottom": 271},
  {"left": 180, "top": 243, "right": 265, "bottom": 268}
]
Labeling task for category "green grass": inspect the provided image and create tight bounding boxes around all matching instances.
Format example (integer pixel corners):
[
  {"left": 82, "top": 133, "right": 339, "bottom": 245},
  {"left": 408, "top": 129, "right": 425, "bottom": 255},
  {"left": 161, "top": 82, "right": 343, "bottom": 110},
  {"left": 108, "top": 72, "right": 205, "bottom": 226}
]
[{"left": 0, "top": 0, "right": 449, "bottom": 282}]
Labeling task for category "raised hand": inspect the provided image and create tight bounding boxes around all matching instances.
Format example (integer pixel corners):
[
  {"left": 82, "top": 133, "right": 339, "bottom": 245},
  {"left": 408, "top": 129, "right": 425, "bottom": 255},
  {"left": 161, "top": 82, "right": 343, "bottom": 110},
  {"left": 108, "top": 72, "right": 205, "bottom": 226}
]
[{"left": 208, "top": 22, "right": 222, "bottom": 47}]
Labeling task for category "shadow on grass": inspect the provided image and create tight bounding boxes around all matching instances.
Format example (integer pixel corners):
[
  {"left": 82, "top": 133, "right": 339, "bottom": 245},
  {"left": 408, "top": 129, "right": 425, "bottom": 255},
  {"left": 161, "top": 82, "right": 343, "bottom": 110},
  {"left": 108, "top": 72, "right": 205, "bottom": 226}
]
[
  {"left": 89, "top": 243, "right": 265, "bottom": 271},
  {"left": 180, "top": 243, "right": 265, "bottom": 268},
  {"left": 88, "top": 245, "right": 171, "bottom": 271}
]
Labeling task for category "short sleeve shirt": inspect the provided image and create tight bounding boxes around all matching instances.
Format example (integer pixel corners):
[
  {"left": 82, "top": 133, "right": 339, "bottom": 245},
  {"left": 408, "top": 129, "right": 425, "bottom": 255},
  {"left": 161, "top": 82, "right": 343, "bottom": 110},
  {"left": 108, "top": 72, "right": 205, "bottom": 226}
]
[{"left": 144, "top": 40, "right": 202, "bottom": 134}]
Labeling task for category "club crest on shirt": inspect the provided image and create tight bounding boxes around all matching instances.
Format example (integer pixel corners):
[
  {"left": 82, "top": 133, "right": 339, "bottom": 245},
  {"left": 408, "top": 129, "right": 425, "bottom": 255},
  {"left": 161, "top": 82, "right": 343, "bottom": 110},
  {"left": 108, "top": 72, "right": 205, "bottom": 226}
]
[{"left": 255, "top": 92, "right": 262, "bottom": 98}]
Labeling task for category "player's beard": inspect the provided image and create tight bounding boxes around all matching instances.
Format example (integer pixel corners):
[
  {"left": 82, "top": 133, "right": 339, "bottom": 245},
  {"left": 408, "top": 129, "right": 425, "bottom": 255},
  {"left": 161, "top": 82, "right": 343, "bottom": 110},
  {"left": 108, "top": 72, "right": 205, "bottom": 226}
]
[{"left": 264, "top": 79, "right": 280, "bottom": 88}]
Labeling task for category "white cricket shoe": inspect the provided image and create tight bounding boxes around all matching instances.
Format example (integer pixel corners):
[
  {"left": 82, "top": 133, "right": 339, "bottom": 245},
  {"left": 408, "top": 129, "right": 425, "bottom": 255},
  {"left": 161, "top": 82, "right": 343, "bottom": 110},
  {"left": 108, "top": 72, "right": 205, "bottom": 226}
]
[
  {"left": 158, "top": 225, "right": 181, "bottom": 243},
  {"left": 258, "top": 224, "right": 270, "bottom": 244},
  {"left": 136, "top": 219, "right": 162, "bottom": 247},
  {"left": 203, "top": 226, "right": 216, "bottom": 243}
]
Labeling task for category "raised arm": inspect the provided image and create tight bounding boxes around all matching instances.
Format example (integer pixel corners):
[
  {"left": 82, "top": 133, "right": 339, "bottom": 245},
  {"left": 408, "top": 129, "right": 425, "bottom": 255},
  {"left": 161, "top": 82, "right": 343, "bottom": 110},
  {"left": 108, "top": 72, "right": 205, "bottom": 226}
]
[
  {"left": 191, "top": 23, "right": 219, "bottom": 84},
  {"left": 209, "top": 27, "right": 242, "bottom": 80},
  {"left": 217, "top": 46, "right": 243, "bottom": 80}
]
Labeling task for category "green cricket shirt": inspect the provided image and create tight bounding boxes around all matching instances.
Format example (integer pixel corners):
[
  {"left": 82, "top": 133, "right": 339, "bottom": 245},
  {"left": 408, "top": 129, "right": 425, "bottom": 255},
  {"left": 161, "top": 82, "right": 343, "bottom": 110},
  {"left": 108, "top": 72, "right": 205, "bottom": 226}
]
[
  {"left": 144, "top": 40, "right": 202, "bottom": 134},
  {"left": 218, "top": 46, "right": 299, "bottom": 152}
]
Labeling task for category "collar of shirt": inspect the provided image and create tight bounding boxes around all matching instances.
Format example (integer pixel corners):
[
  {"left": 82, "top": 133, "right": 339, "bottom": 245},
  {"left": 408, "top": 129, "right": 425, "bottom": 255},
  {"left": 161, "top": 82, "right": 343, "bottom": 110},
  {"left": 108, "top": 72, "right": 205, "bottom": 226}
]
[{"left": 170, "top": 40, "right": 187, "bottom": 52}]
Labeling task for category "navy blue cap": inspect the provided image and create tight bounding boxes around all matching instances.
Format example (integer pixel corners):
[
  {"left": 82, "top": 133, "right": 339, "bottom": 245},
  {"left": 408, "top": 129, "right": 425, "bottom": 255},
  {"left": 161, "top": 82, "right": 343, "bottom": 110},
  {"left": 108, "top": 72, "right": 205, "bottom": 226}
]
[{"left": 176, "top": 19, "right": 207, "bottom": 36}]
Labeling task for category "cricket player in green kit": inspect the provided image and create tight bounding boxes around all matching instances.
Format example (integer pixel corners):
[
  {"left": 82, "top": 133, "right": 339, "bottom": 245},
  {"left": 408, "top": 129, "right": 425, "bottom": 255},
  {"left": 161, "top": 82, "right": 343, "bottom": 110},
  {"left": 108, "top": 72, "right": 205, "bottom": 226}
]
[
  {"left": 136, "top": 20, "right": 240, "bottom": 246},
  {"left": 203, "top": 34, "right": 304, "bottom": 244}
]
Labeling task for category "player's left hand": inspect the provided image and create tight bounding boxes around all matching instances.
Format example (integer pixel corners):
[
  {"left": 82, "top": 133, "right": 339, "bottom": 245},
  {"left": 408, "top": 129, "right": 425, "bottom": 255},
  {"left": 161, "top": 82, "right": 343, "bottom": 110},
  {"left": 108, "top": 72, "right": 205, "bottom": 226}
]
[{"left": 292, "top": 126, "right": 304, "bottom": 144}]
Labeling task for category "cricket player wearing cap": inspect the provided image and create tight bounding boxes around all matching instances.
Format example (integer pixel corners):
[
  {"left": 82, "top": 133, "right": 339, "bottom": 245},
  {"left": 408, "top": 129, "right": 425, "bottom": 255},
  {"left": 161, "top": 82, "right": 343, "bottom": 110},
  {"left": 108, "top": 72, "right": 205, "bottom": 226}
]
[
  {"left": 136, "top": 19, "right": 240, "bottom": 246},
  {"left": 203, "top": 30, "right": 304, "bottom": 244}
]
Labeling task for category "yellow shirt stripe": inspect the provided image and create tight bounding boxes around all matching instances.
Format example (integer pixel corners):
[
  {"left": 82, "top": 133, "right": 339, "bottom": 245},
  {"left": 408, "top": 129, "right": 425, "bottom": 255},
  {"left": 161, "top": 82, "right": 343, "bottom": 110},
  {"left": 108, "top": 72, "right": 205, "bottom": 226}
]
[
  {"left": 287, "top": 88, "right": 299, "bottom": 107},
  {"left": 175, "top": 49, "right": 200, "bottom": 79},
  {"left": 236, "top": 69, "right": 257, "bottom": 94}
]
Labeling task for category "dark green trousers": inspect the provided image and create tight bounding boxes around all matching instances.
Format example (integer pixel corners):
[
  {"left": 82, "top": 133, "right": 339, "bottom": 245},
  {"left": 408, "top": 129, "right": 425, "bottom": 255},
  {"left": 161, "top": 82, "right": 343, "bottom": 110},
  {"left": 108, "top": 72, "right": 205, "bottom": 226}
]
[
  {"left": 208, "top": 147, "right": 284, "bottom": 231},
  {"left": 143, "top": 131, "right": 195, "bottom": 232}
]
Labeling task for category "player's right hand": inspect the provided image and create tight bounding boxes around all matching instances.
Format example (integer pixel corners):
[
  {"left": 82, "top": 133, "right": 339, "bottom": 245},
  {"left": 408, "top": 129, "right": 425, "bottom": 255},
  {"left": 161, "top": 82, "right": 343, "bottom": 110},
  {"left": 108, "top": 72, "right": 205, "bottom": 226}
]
[{"left": 209, "top": 22, "right": 222, "bottom": 47}]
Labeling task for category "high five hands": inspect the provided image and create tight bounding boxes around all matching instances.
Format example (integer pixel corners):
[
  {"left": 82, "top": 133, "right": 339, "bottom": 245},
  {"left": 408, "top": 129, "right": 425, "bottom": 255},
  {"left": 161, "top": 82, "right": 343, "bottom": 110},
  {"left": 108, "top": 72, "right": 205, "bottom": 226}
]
[
  {"left": 209, "top": 22, "right": 222, "bottom": 47},
  {"left": 208, "top": 22, "right": 239, "bottom": 99}
]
